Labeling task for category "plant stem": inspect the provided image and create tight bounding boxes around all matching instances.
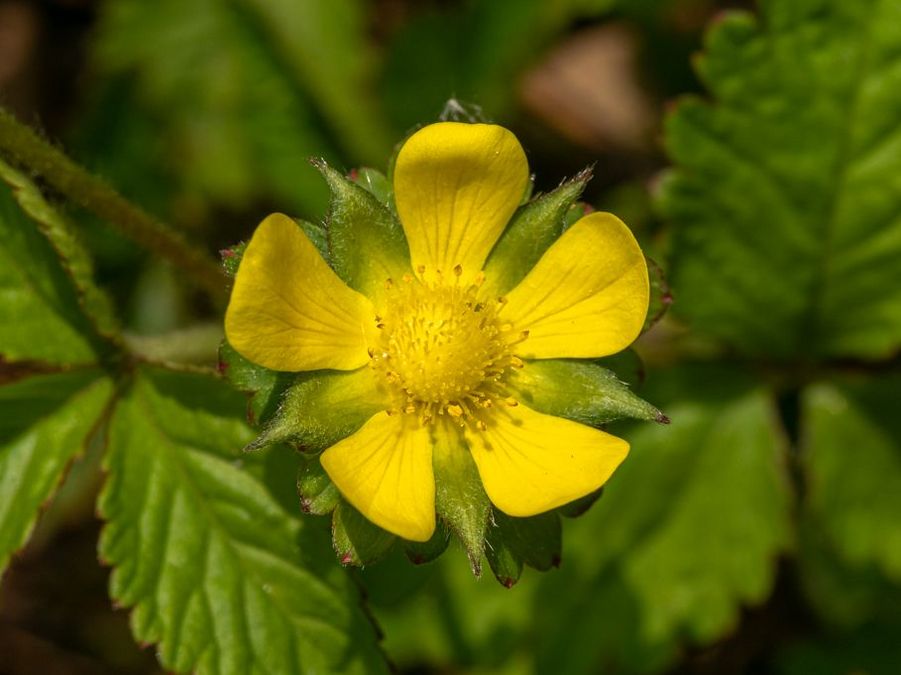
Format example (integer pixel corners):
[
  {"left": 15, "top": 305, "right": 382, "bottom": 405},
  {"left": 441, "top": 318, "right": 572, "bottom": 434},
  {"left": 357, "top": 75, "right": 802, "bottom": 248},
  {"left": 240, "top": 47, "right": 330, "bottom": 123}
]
[{"left": 0, "top": 107, "right": 226, "bottom": 303}]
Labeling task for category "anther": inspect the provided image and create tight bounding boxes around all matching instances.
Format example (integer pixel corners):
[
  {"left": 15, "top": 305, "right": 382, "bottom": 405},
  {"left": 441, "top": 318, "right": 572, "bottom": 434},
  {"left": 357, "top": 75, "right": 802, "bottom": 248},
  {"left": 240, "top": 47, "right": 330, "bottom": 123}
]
[
  {"left": 447, "top": 404, "right": 463, "bottom": 418},
  {"left": 510, "top": 356, "right": 524, "bottom": 369},
  {"left": 416, "top": 264, "right": 426, "bottom": 274},
  {"left": 453, "top": 264, "right": 463, "bottom": 277},
  {"left": 504, "top": 397, "right": 518, "bottom": 407}
]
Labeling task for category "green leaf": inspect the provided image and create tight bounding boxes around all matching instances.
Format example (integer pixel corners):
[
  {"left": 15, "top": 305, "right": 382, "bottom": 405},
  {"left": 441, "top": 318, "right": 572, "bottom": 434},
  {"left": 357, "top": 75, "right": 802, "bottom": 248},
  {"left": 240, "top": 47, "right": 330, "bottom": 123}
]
[
  {"left": 0, "top": 175, "right": 105, "bottom": 364},
  {"left": 0, "top": 158, "right": 120, "bottom": 343},
  {"left": 91, "top": 0, "right": 369, "bottom": 216},
  {"left": 659, "top": 1, "right": 901, "bottom": 359},
  {"left": 508, "top": 358, "right": 665, "bottom": 426},
  {"left": 796, "top": 522, "right": 901, "bottom": 629},
  {"left": 0, "top": 370, "right": 112, "bottom": 574},
  {"left": 239, "top": 0, "right": 393, "bottom": 163},
  {"left": 483, "top": 171, "right": 590, "bottom": 295},
  {"left": 802, "top": 377, "right": 901, "bottom": 582},
  {"left": 99, "top": 367, "right": 390, "bottom": 675},
  {"left": 536, "top": 367, "right": 793, "bottom": 673},
  {"left": 777, "top": 620, "right": 901, "bottom": 675}
]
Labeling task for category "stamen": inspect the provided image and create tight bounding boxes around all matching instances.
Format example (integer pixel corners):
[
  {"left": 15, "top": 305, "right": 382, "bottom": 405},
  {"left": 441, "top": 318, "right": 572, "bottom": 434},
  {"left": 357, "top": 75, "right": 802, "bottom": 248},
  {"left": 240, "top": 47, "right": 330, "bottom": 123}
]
[{"left": 368, "top": 266, "right": 519, "bottom": 430}]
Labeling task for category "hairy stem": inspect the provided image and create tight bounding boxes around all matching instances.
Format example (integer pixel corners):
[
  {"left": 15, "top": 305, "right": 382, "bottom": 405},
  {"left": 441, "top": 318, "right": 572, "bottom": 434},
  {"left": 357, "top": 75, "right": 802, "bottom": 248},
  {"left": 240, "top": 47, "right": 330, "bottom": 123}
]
[{"left": 0, "top": 107, "right": 226, "bottom": 303}]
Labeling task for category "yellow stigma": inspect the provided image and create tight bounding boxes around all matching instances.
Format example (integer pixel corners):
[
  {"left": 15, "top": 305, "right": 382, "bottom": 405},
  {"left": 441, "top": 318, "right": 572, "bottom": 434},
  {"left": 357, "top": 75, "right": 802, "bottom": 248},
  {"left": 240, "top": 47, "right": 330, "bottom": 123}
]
[{"left": 370, "top": 269, "right": 525, "bottom": 425}]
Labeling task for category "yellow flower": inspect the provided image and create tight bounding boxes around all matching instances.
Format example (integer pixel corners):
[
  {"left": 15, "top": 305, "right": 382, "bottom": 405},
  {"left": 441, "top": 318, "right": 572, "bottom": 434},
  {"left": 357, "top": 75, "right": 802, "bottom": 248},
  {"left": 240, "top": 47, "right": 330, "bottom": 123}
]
[{"left": 225, "top": 122, "right": 649, "bottom": 542}]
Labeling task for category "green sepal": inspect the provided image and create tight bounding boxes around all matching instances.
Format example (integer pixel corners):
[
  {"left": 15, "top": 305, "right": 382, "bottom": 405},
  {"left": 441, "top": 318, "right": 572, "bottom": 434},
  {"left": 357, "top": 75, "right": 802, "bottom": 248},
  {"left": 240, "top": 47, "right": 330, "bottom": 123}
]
[
  {"left": 350, "top": 167, "right": 393, "bottom": 208},
  {"left": 557, "top": 487, "right": 604, "bottom": 519},
  {"left": 508, "top": 359, "right": 667, "bottom": 427},
  {"left": 404, "top": 525, "right": 450, "bottom": 566},
  {"left": 485, "top": 529, "right": 522, "bottom": 588},
  {"left": 433, "top": 428, "right": 491, "bottom": 576},
  {"left": 563, "top": 201, "right": 591, "bottom": 229},
  {"left": 247, "top": 367, "right": 388, "bottom": 452},
  {"left": 298, "top": 218, "right": 331, "bottom": 263},
  {"left": 313, "top": 159, "right": 409, "bottom": 298},
  {"left": 486, "top": 511, "right": 563, "bottom": 587},
  {"left": 297, "top": 453, "right": 340, "bottom": 516},
  {"left": 332, "top": 501, "right": 396, "bottom": 567},
  {"left": 220, "top": 242, "right": 246, "bottom": 278},
  {"left": 644, "top": 257, "right": 672, "bottom": 333},
  {"left": 484, "top": 169, "right": 591, "bottom": 295},
  {"left": 217, "top": 339, "right": 294, "bottom": 427}
]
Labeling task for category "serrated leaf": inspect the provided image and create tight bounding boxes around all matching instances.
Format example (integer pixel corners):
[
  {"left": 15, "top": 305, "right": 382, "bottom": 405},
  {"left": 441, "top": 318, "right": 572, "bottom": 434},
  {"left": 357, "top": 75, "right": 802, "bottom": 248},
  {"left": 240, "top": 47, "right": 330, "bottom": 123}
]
[
  {"left": 0, "top": 177, "right": 104, "bottom": 364},
  {"left": 802, "top": 377, "right": 901, "bottom": 582},
  {"left": 0, "top": 157, "right": 120, "bottom": 344},
  {"left": 659, "top": 1, "right": 901, "bottom": 359},
  {"left": 0, "top": 370, "right": 111, "bottom": 574},
  {"left": 536, "top": 367, "right": 793, "bottom": 673},
  {"left": 99, "top": 367, "right": 389, "bottom": 675}
]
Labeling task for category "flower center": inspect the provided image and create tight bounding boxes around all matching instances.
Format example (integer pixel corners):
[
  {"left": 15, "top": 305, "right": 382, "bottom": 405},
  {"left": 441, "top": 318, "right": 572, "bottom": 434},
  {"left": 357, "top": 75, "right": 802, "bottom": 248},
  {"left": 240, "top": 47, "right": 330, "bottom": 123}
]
[{"left": 370, "top": 268, "right": 525, "bottom": 426}]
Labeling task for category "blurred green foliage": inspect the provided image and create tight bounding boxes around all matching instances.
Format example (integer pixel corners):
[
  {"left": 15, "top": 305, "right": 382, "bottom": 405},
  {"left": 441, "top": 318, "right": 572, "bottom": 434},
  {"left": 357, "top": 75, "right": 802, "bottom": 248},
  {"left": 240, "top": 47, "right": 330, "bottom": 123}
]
[{"left": 1, "top": 0, "right": 900, "bottom": 673}]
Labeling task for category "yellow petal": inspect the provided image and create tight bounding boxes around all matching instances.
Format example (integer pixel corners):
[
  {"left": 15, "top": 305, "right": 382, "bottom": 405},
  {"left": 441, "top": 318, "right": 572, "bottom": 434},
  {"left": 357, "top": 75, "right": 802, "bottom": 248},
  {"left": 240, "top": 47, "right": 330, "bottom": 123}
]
[
  {"left": 393, "top": 122, "right": 529, "bottom": 279},
  {"left": 321, "top": 412, "right": 435, "bottom": 541},
  {"left": 465, "top": 404, "right": 629, "bottom": 517},
  {"left": 500, "top": 212, "right": 648, "bottom": 359},
  {"left": 225, "top": 213, "right": 374, "bottom": 371}
]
